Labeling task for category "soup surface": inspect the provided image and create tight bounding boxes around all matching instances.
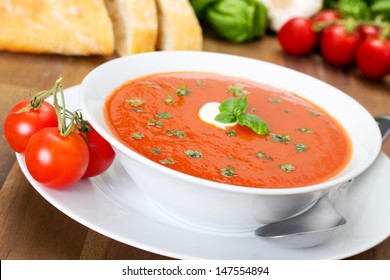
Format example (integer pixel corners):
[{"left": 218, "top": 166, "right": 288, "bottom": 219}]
[{"left": 105, "top": 72, "right": 352, "bottom": 188}]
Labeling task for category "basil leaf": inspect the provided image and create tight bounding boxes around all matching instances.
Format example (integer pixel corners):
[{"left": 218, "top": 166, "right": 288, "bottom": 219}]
[
  {"left": 232, "top": 96, "right": 248, "bottom": 116},
  {"left": 216, "top": 96, "right": 270, "bottom": 135},
  {"left": 371, "top": 0, "right": 390, "bottom": 20},
  {"left": 219, "top": 96, "right": 248, "bottom": 116},
  {"left": 339, "top": 0, "right": 370, "bottom": 19},
  {"left": 219, "top": 98, "right": 237, "bottom": 113},
  {"left": 204, "top": 0, "right": 267, "bottom": 43},
  {"left": 237, "top": 114, "right": 270, "bottom": 135},
  {"left": 215, "top": 111, "right": 237, "bottom": 123}
]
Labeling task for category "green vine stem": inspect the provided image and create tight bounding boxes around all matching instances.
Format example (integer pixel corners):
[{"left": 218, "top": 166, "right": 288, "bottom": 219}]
[
  {"left": 16, "top": 78, "right": 63, "bottom": 113},
  {"left": 16, "top": 77, "right": 90, "bottom": 138},
  {"left": 313, "top": 16, "right": 390, "bottom": 38}
]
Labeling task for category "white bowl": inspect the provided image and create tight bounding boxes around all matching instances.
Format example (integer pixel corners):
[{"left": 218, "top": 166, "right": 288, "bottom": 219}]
[{"left": 80, "top": 51, "right": 382, "bottom": 233}]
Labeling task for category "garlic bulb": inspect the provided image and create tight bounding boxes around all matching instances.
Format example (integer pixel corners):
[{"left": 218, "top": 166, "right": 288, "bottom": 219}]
[{"left": 259, "top": 0, "right": 323, "bottom": 32}]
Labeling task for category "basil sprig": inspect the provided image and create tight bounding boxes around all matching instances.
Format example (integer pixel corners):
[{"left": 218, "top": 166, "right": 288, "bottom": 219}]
[{"left": 214, "top": 97, "right": 270, "bottom": 135}]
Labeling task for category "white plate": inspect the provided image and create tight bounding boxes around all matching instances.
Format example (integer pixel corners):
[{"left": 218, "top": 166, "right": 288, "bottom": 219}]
[{"left": 16, "top": 85, "right": 390, "bottom": 259}]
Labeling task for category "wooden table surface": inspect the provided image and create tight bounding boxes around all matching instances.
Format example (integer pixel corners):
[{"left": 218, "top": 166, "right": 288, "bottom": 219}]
[{"left": 1, "top": 35, "right": 389, "bottom": 260}]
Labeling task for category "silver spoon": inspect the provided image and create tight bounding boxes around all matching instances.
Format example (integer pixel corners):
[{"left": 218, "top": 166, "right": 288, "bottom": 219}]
[{"left": 255, "top": 115, "right": 390, "bottom": 248}]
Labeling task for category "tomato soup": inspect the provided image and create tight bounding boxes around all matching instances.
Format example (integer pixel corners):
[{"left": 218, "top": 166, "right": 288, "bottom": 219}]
[{"left": 104, "top": 72, "right": 352, "bottom": 189}]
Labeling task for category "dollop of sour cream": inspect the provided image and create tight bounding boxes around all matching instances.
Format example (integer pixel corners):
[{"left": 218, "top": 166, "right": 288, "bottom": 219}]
[{"left": 198, "top": 102, "right": 237, "bottom": 130}]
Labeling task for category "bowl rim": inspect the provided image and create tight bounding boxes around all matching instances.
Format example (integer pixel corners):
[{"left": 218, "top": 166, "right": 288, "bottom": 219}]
[{"left": 80, "top": 51, "right": 382, "bottom": 196}]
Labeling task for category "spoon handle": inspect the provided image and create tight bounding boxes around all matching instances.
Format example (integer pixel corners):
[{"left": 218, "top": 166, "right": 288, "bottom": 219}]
[{"left": 375, "top": 115, "right": 390, "bottom": 143}]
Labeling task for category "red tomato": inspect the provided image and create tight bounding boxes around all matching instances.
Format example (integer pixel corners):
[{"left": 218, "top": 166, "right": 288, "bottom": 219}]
[
  {"left": 312, "top": 10, "right": 341, "bottom": 23},
  {"left": 25, "top": 127, "right": 89, "bottom": 189},
  {"left": 278, "top": 17, "right": 317, "bottom": 56},
  {"left": 320, "top": 24, "right": 361, "bottom": 66},
  {"left": 358, "top": 25, "right": 380, "bottom": 41},
  {"left": 356, "top": 38, "right": 390, "bottom": 80},
  {"left": 4, "top": 100, "right": 57, "bottom": 153},
  {"left": 82, "top": 124, "right": 115, "bottom": 178}
]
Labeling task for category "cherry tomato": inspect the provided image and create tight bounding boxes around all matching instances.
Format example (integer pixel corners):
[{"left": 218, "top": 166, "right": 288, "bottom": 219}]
[
  {"left": 312, "top": 10, "right": 341, "bottom": 23},
  {"left": 82, "top": 124, "right": 115, "bottom": 178},
  {"left": 358, "top": 25, "right": 380, "bottom": 41},
  {"left": 278, "top": 17, "right": 317, "bottom": 56},
  {"left": 25, "top": 127, "right": 89, "bottom": 189},
  {"left": 320, "top": 24, "right": 361, "bottom": 66},
  {"left": 356, "top": 38, "right": 390, "bottom": 80},
  {"left": 4, "top": 100, "right": 57, "bottom": 153}
]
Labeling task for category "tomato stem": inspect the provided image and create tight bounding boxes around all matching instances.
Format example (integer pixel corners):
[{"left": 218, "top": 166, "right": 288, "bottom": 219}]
[
  {"left": 379, "top": 24, "right": 390, "bottom": 40},
  {"left": 52, "top": 79, "right": 79, "bottom": 137},
  {"left": 14, "top": 78, "right": 93, "bottom": 140},
  {"left": 16, "top": 78, "right": 63, "bottom": 114},
  {"left": 313, "top": 17, "right": 389, "bottom": 37}
]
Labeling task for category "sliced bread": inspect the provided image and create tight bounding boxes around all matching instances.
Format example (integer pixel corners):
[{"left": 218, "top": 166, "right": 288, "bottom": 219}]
[
  {"left": 0, "top": 0, "right": 114, "bottom": 55},
  {"left": 104, "top": 0, "right": 158, "bottom": 56},
  {"left": 155, "top": 0, "right": 202, "bottom": 51}
]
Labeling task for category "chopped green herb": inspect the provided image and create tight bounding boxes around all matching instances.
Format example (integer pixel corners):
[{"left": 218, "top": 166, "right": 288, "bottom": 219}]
[
  {"left": 166, "top": 129, "right": 186, "bottom": 138},
  {"left": 268, "top": 98, "right": 282, "bottom": 103},
  {"left": 280, "top": 163, "right": 295, "bottom": 172},
  {"left": 310, "top": 111, "right": 321, "bottom": 116},
  {"left": 256, "top": 152, "right": 273, "bottom": 160},
  {"left": 195, "top": 79, "right": 206, "bottom": 86},
  {"left": 139, "top": 81, "right": 160, "bottom": 88},
  {"left": 228, "top": 155, "right": 235, "bottom": 160},
  {"left": 148, "top": 119, "right": 163, "bottom": 128},
  {"left": 270, "top": 133, "right": 291, "bottom": 143},
  {"left": 284, "top": 109, "right": 291, "bottom": 114},
  {"left": 125, "top": 98, "right": 145, "bottom": 106},
  {"left": 164, "top": 95, "right": 175, "bottom": 105},
  {"left": 297, "top": 127, "right": 313, "bottom": 133},
  {"left": 131, "top": 132, "right": 143, "bottom": 139},
  {"left": 132, "top": 107, "right": 144, "bottom": 113},
  {"left": 220, "top": 165, "right": 237, "bottom": 177},
  {"left": 151, "top": 148, "right": 161, "bottom": 155},
  {"left": 295, "top": 143, "right": 308, "bottom": 153},
  {"left": 214, "top": 97, "right": 270, "bottom": 135},
  {"left": 228, "top": 84, "right": 249, "bottom": 96},
  {"left": 227, "top": 129, "right": 236, "bottom": 137},
  {"left": 156, "top": 112, "right": 171, "bottom": 119},
  {"left": 176, "top": 84, "right": 189, "bottom": 96},
  {"left": 184, "top": 150, "right": 203, "bottom": 158},
  {"left": 160, "top": 158, "right": 175, "bottom": 165}
]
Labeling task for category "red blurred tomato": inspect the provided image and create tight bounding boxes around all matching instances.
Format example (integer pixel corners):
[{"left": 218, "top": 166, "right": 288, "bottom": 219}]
[
  {"left": 278, "top": 17, "right": 317, "bottom": 56},
  {"left": 4, "top": 100, "right": 57, "bottom": 153},
  {"left": 81, "top": 124, "right": 115, "bottom": 178},
  {"left": 356, "top": 38, "right": 390, "bottom": 79},
  {"left": 25, "top": 127, "right": 89, "bottom": 189},
  {"left": 312, "top": 10, "right": 341, "bottom": 23},
  {"left": 358, "top": 25, "right": 380, "bottom": 41},
  {"left": 320, "top": 24, "right": 361, "bottom": 66}
]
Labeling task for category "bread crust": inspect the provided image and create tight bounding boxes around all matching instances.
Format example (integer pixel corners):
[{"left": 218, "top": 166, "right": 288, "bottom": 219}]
[
  {"left": 104, "top": 0, "right": 158, "bottom": 56},
  {"left": 0, "top": 0, "right": 114, "bottom": 55},
  {"left": 155, "top": 0, "right": 202, "bottom": 51}
]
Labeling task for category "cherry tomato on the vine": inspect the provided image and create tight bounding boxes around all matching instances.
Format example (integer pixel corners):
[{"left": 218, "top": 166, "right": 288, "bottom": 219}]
[
  {"left": 312, "top": 10, "right": 341, "bottom": 23},
  {"left": 4, "top": 100, "right": 57, "bottom": 153},
  {"left": 81, "top": 124, "right": 115, "bottom": 178},
  {"left": 357, "top": 25, "right": 380, "bottom": 41},
  {"left": 278, "top": 17, "right": 317, "bottom": 56},
  {"left": 356, "top": 38, "right": 390, "bottom": 80},
  {"left": 320, "top": 24, "right": 361, "bottom": 66},
  {"left": 25, "top": 127, "right": 89, "bottom": 189}
]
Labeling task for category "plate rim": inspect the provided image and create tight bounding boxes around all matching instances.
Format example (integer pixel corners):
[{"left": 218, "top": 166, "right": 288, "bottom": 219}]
[{"left": 15, "top": 85, "right": 390, "bottom": 259}]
